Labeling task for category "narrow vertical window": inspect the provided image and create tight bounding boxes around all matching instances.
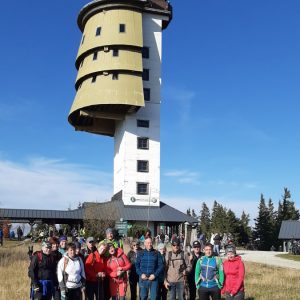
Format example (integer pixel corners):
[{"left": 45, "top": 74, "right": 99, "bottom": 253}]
[
  {"left": 119, "top": 24, "right": 126, "bottom": 33},
  {"left": 112, "top": 49, "right": 119, "bottom": 57},
  {"left": 93, "top": 52, "right": 98, "bottom": 61},
  {"left": 142, "top": 47, "right": 150, "bottom": 59},
  {"left": 142, "top": 69, "right": 149, "bottom": 81},
  {"left": 143, "top": 88, "right": 150, "bottom": 101},
  {"left": 112, "top": 73, "right": 119, "bottom": 80},
  {"left": 81, "top": 35, "right": 85, "bottom": 45},
  {"left": 91, "top": 76, "right": 97, "bottom": 83},
  {"left": 95, "top": 27, "right": 101, "bottom": 36}
]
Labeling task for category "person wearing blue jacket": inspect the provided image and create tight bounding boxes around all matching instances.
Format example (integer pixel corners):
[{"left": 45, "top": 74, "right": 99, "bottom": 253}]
[
  {"left": 195, "top": 243, "right": 224, "bottom": 300},
  {"left": 136, "top": 237, "right": 163, "bottom": 300}
]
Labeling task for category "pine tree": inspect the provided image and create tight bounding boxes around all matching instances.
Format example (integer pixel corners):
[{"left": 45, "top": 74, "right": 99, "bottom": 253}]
[
  {"left": 191, "top": 209, "right": 197, "bottom": 219},
  {"left": 211, "top": 201, "right": 227, "bottom": 234},
  {"left": 186, "top": 208, "right": 191, "bottom": 216},
  {"left": 199, "top": 202, "right": 211, "bottom": 237},
  {"left": 238, "top": 211, "right": 251, "bottom": 245},
  {"left": 225, "top": 209, "right": 239, "bottom": 242},
  {"left": 254, "top": 194, "right": 274, "bottom": 250}
]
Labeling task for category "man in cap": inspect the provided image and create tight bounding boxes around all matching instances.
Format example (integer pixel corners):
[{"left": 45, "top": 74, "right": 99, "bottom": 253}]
[
  {"left": 86, "top": 237, "right": 97, "bottom": 256},
  {"left": 164, "top": 238, "right": 188, "bottom": 300},
  {"left": 186, "top": 241, "right": 203, "bottom": 300},
  {"left": 28, "top": 241, "right": 57, "bottom": 300}
]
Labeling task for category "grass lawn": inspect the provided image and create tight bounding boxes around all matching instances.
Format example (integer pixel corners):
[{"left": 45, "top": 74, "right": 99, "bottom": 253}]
[{"left": 276, "top": 253, "right": 300, "bottom": 262}]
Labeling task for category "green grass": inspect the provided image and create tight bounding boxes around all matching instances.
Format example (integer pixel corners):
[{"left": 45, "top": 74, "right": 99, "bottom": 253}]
[{"left": 276, "top": 253, "right": 300, "bottom": 262}]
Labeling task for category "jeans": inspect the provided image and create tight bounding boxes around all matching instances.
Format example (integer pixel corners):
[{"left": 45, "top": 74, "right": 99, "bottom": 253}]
[
  {"left": 224, "top": 291, "right": 245, "bottom": 300},
  {"left": 198, "top": 286, "right": 221, "bottom": 300},
  {"left": 213, "top": 245, "right": 220, "bottom": 256},
  {"left": 139, "top": 279, "right": 158, "bottom": 300},
  {"left": 169, "top": 282, "right": 184, "bottom": 300}
]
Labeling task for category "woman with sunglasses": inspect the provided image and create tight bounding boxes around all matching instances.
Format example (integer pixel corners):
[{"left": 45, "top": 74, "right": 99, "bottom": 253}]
[{"left": 127, "top": 239, "right": 142, "bottom": 300}]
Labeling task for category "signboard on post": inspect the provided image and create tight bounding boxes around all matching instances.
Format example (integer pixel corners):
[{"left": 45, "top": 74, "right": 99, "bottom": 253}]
[{"left": 115, "top": 220, "right": 128, "bottom": 236}]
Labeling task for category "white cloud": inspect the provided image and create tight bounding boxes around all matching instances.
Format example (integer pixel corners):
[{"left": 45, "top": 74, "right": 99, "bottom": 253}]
[
  {"left": 164, "top": 169, "right": 201, "bottom": 185},
  {"left": 0, "top": 157, "right": 112, "bottom": 210}
]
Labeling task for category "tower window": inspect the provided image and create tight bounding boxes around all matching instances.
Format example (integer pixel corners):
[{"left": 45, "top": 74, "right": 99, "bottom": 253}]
[
  {"left": 95, "top": 27, "right": 102, "bottom": 36},
  {"left": 112, "top": 73, "right": 119, "bottom": 80},
  {"left": 137, "top": 160, "right": 149, "bottom": 172},
  {"left": 143, "top": 88, "right": 150, "bottom": 101},
  {"left": 91, "top": 76, "right": 97, "bottom": 83},
  {"left": 137, "top": 182, "right": 149, "bottom": 195},
  {"left": 142, "top": 69, "right": 149, "bottom": 81},
  {"left": 137, "top": 137, "right": 149, "bottom": 150},
  {"left": 80, "top": 59, "right": 84, "bottom": 68},
  {"left": 119, "top": 24, "right": 126, "bottom": 33},
  {"left": 142, "top": 47, "right": 150, "bottom": 59},
  {"left": 137, "top": 120, "right": 149, "bottom": 128},
  {"left": 93, "top": 52, "right": 98, "bottom": 60},
  {"left": 112, "top": 49, "right": 119, "bottom": 57},
  {"left": 81, "top": 35, "right": 85, "bottom": 45}
]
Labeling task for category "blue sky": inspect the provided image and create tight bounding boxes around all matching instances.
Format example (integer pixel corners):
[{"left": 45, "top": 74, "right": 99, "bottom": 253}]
[{"left": 0, "top": 0, "right": 299, "bottom": 221}]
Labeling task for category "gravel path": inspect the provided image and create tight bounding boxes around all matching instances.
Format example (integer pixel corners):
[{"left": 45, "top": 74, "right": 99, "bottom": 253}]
[{"left": 233, "top": 250, "right": 300, "bottom": 270}]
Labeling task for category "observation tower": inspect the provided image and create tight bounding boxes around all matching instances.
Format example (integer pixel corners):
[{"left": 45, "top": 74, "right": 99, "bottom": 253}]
[{"left": 69, "top": 0, "right": 172, "bottom": 207}]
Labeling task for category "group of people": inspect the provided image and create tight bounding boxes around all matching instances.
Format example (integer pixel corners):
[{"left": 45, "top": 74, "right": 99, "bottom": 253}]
[{"left": 28, "top": 228, "right": 245, "bottom": 300}]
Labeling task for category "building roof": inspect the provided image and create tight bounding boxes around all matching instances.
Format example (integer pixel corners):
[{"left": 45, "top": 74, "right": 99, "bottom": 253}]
[
  {"left": 83, "top": 199, "right": 198, "bottom": 224},
  {"left": 278, "top": 220, "right": 300, "bottom": 239},
  {"left": 0, "top": 200, "right": 197, "bottom": 224},
  {"left": 0, "top": 208, "right": 83, "bottom": 221}
]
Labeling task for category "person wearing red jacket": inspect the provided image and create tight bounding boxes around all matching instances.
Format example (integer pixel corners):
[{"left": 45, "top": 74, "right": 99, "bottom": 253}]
[
  {"left": 85, "top": 242, "right": 107, "bottom": 300},
  {"left": 106, "top": 243, "right": 132, "bottom": 300},
  {"left": 222, "top": 245, "right": 245, "bottom": 300}
]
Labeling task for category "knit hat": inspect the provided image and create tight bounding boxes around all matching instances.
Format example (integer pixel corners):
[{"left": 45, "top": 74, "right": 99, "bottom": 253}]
[
  {"left": 171, "top": 238, "right": 180, "bottom": 246},
  {"left": 59, "top": 236, "right": 67, "bottom": 242},
  {"left": 106, "top": 228, "right": 114, "bottom": 234},
  {"left": 226, "top": 245, "right": 236, "bottom": 254}
]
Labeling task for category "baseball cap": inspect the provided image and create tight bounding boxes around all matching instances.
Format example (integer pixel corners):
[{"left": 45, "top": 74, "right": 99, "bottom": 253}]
[
  {"left": 193, "top": 241, "right": 201, "bottom": 248},
  {"left": 171, "top": 239, "right": 180, "bottom": 246},
  {"left": 86, "top": 237, "right": 94, "bottom": 243}
]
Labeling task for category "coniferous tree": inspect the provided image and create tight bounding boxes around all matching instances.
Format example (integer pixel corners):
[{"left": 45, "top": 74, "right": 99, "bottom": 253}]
[
  {"left": 254, "top": 194, "right": 274, "bottom": 250},
  {"left": 225, "top": 209, "right": 239, "bottom": 242},
  {"left": 186, "top": 208, "right": 191, "bottom": 216},
  {"left": 191, "top": 209, "right": 197, "bottom": 219},
  {"left": 199, "top": 202, "right": 211, "bottom": 237},
  {"left": 238, "top": 211, "right": 251, "bottom": 245},
  {"left": 211, "top": 201, "right": 227, "bottom": 234}
]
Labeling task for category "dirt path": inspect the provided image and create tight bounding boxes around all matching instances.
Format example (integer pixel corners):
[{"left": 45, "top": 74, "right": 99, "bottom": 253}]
[{"left": 235, "top": 250, "right": 300, "bottom": 270}]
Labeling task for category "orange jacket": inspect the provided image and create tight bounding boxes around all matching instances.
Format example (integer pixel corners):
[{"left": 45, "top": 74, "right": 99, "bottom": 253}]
[{"left": 85, "top": 251, "right": 107, "bottom": 282}]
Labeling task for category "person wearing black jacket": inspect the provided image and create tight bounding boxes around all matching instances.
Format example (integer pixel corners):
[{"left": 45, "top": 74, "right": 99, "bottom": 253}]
[
  {"left": 49, "top": 237, "right": 62, "bottom": 300},
  {"left": 28, "top": 241, "right": 57, "bottom": 300},
  {"left": 186, "top": 241, "right": 203, "bottom": 300}
]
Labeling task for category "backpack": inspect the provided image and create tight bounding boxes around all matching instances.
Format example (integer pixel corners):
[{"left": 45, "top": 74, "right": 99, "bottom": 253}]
[
  {"left": 167, "top": 251, "right": 186, "bottom": 270},
  {"left": 28, "top": 250, "right": 54, "bottom": 278}
]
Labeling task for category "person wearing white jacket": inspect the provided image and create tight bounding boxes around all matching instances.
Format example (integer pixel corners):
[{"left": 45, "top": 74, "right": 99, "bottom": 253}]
[{"left": 57, "top": 242, "right": 86, "bottom": 300}]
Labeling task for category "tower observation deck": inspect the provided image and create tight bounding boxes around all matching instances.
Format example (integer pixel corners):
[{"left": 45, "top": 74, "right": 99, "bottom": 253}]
[{"left": 69, "top": 0, "right": 172, "bottom": 206}]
